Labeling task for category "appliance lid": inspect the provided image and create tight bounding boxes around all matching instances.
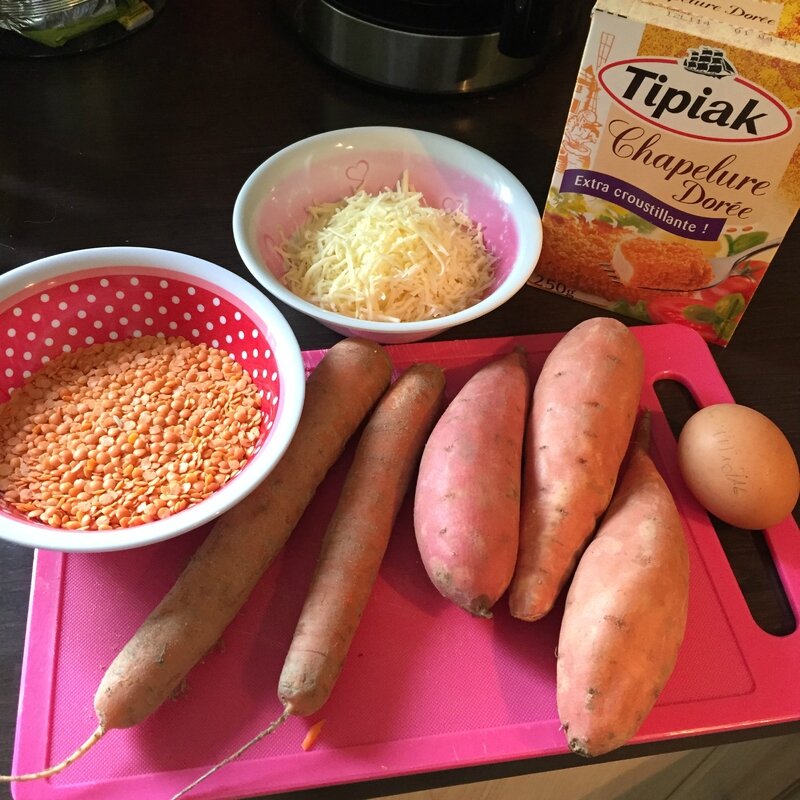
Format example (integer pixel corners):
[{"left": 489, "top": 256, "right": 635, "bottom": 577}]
[{"left": 324, "top": 0, "right": 505, "bottom": 36}]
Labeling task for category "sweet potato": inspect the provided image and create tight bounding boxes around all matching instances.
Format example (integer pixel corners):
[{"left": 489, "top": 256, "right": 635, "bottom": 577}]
[
  {"left": 1, "top": 337, "right": 392, "bottom": 783},
  {"left": 556, "top": 413, "right": 690, "bottom": 758},
  {"left": 171, "top": 362, "right": 446, "bottom": 799},
  {"left": 414, "top": 349, "right": 529, "bottom": 617},
  {"left": 509, "top": 317, "right": 644, "bottom": 621}
]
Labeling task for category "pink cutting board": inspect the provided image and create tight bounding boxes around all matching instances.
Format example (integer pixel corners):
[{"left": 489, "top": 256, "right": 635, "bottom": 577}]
[{"left": 10, "top": 324, "right": 800, "bottom": 800}]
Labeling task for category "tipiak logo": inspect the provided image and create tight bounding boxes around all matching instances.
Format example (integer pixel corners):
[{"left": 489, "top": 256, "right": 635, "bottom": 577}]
[{"left": 598, "top": 53, "right": 792, "bottom": 142}]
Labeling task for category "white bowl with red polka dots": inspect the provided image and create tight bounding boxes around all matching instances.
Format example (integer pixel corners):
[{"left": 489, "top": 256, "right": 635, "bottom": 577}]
[
  {"left": 0, "top": 247, "right": 306, "bottom": 552},
  {"left": 233, "top": 126, "right": 542, "bottom": 344}
]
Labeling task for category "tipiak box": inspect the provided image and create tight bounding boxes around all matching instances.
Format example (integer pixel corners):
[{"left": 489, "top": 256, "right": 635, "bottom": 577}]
[{"left": 533, "top": 0, "right": 800, "bottom": 345}]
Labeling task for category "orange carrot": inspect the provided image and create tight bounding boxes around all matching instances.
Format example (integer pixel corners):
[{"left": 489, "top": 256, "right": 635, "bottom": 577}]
[
  {"left": 279, "top": 362, "right": 445, "bottom": 716},
  {"left": 171, "top": 362, "right": 446, "bottom": 799},
  {"left": 301, "top": 719, "right": 326, "bottom": 751},
  {"left": 1, "top": 337, "right": 392, "bottom": 784}
]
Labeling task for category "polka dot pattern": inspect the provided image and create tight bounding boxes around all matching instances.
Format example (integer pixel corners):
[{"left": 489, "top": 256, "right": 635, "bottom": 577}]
[{"left": 0, "top": 270, "right": 283, "bottom": 446}]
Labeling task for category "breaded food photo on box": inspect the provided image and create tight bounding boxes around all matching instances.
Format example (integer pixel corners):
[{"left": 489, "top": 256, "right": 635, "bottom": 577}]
[{"left": 532, "top": 0, "right": 800, "bottom": 345}]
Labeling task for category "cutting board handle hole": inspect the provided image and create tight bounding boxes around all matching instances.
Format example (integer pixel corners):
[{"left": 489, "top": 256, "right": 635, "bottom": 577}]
[{"left": 654, "top": 378, "right": 796, "bottom": 637}]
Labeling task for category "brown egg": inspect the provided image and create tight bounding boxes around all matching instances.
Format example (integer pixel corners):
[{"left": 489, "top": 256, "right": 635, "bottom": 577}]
[{"left": 677, "top": 403, "right": 799, "bottom": 530}]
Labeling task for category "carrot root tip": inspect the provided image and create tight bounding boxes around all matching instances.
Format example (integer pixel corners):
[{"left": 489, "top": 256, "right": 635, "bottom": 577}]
[
  {"left": 0, "top": 725, "right": 104, "bottom": 783},
  {"left": 170, "top": 707, "right": 291, "bottom": 800}
]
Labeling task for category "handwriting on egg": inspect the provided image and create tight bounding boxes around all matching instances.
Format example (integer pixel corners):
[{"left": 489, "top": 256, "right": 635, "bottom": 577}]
[{"left": 713, "top": 429, "right": 748, "bottom": 494}]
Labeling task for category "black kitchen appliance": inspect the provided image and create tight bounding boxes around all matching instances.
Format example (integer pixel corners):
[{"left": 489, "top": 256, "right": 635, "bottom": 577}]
[{"left": 277, "top": 0, "right": 583, "bottom": 94}]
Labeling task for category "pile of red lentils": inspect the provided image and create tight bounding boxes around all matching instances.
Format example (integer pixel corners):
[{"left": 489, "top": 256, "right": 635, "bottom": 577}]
[{"left": 0, "top": 335, "right": 263, "bottom": 531}]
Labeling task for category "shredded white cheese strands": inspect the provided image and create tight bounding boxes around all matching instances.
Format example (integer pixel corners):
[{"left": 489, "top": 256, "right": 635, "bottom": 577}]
[{"left": 279, "top": 173, "right": 496, "bottom": 323}]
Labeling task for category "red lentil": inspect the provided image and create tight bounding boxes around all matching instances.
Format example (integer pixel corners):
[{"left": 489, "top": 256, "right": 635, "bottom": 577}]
[{"left": 0, "top": 335, "right": 263, "bottom": 531}]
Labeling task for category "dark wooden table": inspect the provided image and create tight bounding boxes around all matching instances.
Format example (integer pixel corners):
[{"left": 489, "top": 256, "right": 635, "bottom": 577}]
[{"left": 1, "top": 2, "right": 798, "bottom": 798}]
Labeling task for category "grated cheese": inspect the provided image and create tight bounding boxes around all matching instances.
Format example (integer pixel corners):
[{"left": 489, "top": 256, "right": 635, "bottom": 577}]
[{"left": 278, "top": 173, "right": 496, "bottom": 323}]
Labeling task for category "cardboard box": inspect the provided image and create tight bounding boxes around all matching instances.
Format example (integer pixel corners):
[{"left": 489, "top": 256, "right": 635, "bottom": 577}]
[{"left": 533, "top": 0, "right": 800, "bottom": 345}]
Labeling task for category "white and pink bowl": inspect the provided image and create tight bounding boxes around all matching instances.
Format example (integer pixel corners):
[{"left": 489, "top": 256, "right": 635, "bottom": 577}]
[
  {"left": 0, "top": 247, "right": 306, "bottom": 553},
  {"left": 232, "top": 126, "right": 542, "bottom": 344}
]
